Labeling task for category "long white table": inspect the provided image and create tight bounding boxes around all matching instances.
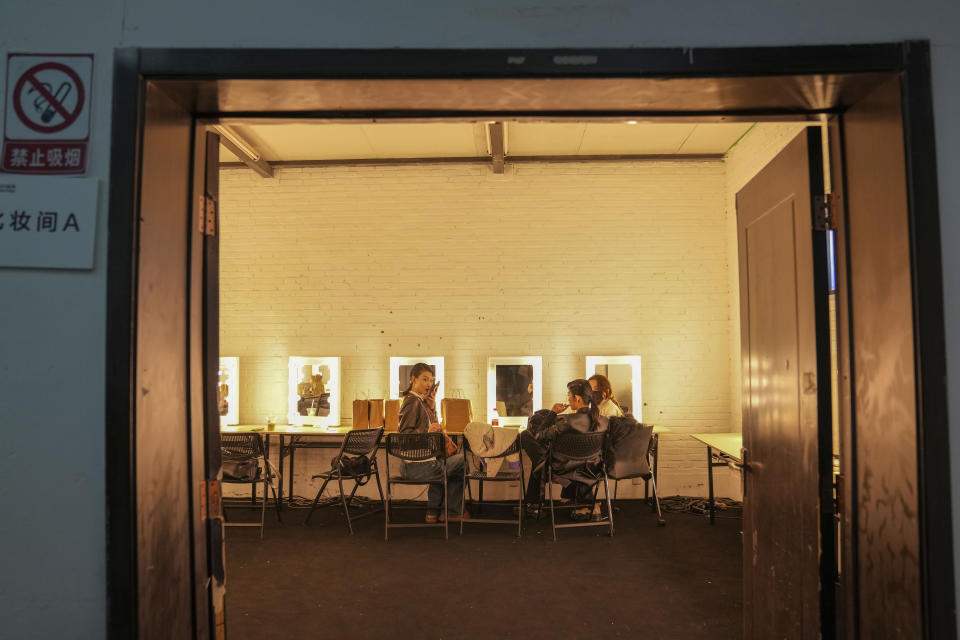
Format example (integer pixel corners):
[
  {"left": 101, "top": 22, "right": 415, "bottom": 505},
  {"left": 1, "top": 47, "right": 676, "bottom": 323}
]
[
  {"left": 223, "top": 423, "right": 674, "bottom": 505},
  {"left": 689, "top": 432, "right": 742, "bottom": 525}
]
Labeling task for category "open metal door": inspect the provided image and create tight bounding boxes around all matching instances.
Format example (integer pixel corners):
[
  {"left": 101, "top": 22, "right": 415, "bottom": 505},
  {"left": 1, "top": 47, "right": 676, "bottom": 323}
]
[
  {"left": 134, "top": 82, "right": 200, "bottom": 639},
  {"left": 190, "top": 129, "right": 226, "bottom": 640},
  {"left": 736, "top": 127, "right": 835, "bottom": 639}
]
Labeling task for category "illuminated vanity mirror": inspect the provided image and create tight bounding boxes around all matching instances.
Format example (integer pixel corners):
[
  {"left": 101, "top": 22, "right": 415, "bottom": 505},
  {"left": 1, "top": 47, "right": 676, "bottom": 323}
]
[
  {"left": 389, "top": 356, "right": 445, "bottom": 421},
  {"left": 585, "top": 355, "right": 642, "bottom": 421},
  {"left": 487, "top": 356, "right": 542, "bottom": 427},
  {"left": 288, "top": 356, "right": 341, "bottom": 427},
  {"left": 218, "top": 357, "right": 239, "bottom": 427}
]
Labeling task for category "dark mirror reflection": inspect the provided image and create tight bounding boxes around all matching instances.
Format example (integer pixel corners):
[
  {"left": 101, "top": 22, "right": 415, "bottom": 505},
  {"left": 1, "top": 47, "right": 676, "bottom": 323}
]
[
  {"left": 495, "top": 364, "right": 534, "bottom": 417},
  {"left": 397, "top": 363, "right": 436, "bottom": 396},
  {"left": 594, "top": 363, "right": 633, "bottom": 413}
]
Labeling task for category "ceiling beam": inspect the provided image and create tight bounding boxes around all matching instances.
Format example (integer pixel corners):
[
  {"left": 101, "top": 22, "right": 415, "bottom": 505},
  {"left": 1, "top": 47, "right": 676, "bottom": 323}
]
[
  {"left": 218, "top": 154, "right": 725, "bottom": 170},
  {"left": 487, "top": 121, "right": 505, "bottom": 174},
  {"left": 211, "top": 124, "right": 276, "bottom": 179}
]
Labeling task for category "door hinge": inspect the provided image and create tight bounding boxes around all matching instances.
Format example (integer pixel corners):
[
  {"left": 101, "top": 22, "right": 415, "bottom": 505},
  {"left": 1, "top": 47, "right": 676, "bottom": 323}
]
[
  {"left": 199, "top": 194, "right": 217, "bottom": 236},
  {"left": 199, "top": 480, "right": 222, "bottom": 520},
  {"left": 813, "top": 194, "right": 834, "bottom": 231}
]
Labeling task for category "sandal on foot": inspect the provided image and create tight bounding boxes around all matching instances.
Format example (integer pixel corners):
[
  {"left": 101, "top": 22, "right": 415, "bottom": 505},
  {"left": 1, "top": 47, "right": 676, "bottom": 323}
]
[{"left": 569, "top": 508, "right": 591, "bottom": 522}]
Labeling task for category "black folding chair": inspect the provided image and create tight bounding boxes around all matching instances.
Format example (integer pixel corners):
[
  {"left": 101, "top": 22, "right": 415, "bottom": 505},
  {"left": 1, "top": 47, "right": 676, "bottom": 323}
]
[
  {"left": 221, "top": 433, "right": 282, "bottom": 539},
  {"left": 384, "top": 432, "right": 449, "bottom": 540},
  {"left": 546, "top": 431, "right": 614, "bottom": 541},
  {"left": 460, "top": 432, "right": 525, "bottom": 537},
  {"left": 606, "top": 423, "right": 666, "bottom": 526},
  {"left": 305, "top": 427, "right": 385, "bottom": 534}
]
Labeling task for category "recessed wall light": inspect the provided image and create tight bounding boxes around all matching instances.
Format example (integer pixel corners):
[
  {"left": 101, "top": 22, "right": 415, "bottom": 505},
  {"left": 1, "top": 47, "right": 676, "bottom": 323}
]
[{"left": 626, "top": 120, "right": 638, "bottom": 125}]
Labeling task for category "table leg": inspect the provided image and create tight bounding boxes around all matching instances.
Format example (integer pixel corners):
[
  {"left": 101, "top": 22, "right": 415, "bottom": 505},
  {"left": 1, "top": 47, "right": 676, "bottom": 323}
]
[
  {"left": 277, "top": 435, "right": 285, "bottom": 505},
  {"left": 707, "top": 445, "right": 716, "bottom": 525},
  {"left": 653, "top": 433, "right": 660, "bottom": 490},
  {"left": 264, "top": 434, "right": 275, "bottom": 507},
  {"left": 288, "top": 442, "right": 295, "bottom": 502}
]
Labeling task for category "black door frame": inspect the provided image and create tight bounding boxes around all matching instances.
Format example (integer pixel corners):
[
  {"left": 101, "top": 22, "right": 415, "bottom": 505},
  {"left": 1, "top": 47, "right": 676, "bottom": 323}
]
[{"left": 106, "top": 42, "right": 952, "bottom": 639}]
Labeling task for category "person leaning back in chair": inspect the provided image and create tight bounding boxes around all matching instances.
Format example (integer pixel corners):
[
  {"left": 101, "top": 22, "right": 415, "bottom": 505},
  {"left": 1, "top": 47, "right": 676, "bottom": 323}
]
[
  {"left": 398, "top": 362, "right": 469, "bottom": 523},
  {"left": 522, "top": 378, "right": 609, "bottom": 520}
]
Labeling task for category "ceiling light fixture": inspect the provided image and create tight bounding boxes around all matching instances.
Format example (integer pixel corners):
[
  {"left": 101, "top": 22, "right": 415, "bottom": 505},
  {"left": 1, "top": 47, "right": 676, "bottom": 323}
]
[{"left": 626, "top": 120, "right": 638, "bottom": 125}]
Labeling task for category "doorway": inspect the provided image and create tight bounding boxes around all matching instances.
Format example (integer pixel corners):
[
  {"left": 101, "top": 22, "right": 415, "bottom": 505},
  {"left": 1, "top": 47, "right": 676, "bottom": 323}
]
[{"left": 105, "top": 43, "right": 953, "bottom": 640}]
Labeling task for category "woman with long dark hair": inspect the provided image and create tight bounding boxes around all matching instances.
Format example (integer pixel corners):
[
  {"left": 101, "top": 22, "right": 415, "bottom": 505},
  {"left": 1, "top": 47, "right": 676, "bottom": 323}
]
[
  {"left": 398, "top": 362, "right": 468, "bottom": 523},
  {"left": 588, "top": 373, "right": 625, "bottom": 418}
]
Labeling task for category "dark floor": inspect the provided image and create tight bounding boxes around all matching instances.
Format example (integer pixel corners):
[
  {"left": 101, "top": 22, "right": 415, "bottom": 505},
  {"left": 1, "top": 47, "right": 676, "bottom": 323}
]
[{"left": 224, "top": 500, "right": 742, "bottom": 640}]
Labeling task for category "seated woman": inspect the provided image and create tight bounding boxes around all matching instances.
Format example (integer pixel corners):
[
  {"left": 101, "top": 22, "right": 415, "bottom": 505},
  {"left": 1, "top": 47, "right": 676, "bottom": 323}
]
[
  {"left": 588, "top": 374, "right": 625, "bottom": 418},
  {"left": 398, "top": 362, "right": 469, "bottom": 523},
  {"left": 522, "top": 378, "right": 609, "bottom": 519}
]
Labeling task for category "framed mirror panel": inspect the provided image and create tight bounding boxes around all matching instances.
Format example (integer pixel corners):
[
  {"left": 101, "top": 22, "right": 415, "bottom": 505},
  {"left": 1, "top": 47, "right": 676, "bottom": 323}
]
[
  {"left": 288, "top": 356, "right": 341, "bottom": 427},
  {"left": 218, "top": 357, "right": 239, "bottom": 427},
  {"left": 585, "top": 355, "right": 642, "bottom": 421},
  {"left": 389, "top": 356, "right": 446, "bottom": 421},
  {"left": 486, "top": 356, "right": 542, "bottom": 427}
]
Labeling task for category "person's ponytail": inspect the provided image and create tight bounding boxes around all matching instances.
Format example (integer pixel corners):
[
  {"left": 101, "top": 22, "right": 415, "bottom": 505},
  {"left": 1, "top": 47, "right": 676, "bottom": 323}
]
[
  {"left": 587, "top": 388, "right": 601, "bottom": 429},
  {"left": 567, "top": 378, "right": 601, "bottom": 430}
]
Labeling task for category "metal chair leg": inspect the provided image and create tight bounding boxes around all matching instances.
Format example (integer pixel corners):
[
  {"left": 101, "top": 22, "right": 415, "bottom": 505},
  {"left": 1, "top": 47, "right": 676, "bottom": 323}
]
[
  {"left": 548, "top": 466, "right": 557, "bottom": 542},
  {"left": 259, "top": 478, "right": 267, "bottom": 539},
  {"left": 373, "top": 466, "right": 385, "bottom": 504},
  {"left": 460, "top": 465, "right": 466, "bottom": 537},
  {"left": 517, "top": 455, "right": 525, "bottom": 537},
  {"left": 602, "top": 474, "right": 615, "bottom": 537},
  {"left": 305, "top": 476, "right": 332, "bottom": 525},
  {"left": 338, "top": 474, "right": 353, "bottom": 534},
  {"left": 384, "top": 456, "right": 391, "bottom": 541},
  {"left": 442, "top": 462, "right": 449, "bottom": 540},
  {"left": 648, "top": 457, "right": 666, "bottom": 526},
  {"left": 266, "top": 464, "right": 283, "bottom": 523},
  {"left": 347, "top": 478, "right": 363, "bottom": 504}
]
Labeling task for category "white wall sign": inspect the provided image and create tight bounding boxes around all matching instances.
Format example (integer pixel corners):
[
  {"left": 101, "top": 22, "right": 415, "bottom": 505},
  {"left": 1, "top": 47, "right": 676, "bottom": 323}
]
[
  {"left": 2, "top": 54, "right": 94, "bottom": 175},
  {"left": 0, "top": 176, "right": 99, "bottom": 269}
]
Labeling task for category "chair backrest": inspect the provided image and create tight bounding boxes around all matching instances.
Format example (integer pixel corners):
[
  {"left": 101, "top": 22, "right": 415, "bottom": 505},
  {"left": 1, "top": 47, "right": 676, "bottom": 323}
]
[
  {"left": 342, "top": 427, "right": 384, "bottom": 456},
  {"left": 386, "top": 432, "right": 445, "bottom": 461},
  {"left": 605, "top": 423, "right": 654, "bottom": 480},
  {"left": 549, "top": 431, "right": 606, "bottom": 462},
  {"left": 221, "top": 433, "right": 263, "bottom": 458}
]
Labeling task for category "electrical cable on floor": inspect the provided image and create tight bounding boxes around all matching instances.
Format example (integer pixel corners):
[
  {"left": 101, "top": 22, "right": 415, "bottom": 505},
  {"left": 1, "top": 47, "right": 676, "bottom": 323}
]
[
  {"left": 224, "top": 483, "right": 430, "bottom": 510},
  {"left": 658, "top": 495, "right": 743, "bottom": 518}
]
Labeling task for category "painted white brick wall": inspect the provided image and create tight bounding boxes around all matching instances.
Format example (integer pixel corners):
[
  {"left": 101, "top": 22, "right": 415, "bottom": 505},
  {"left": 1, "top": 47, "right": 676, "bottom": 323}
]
[{"left": 220, "top": 159, "right": 741, "bottom": 499}]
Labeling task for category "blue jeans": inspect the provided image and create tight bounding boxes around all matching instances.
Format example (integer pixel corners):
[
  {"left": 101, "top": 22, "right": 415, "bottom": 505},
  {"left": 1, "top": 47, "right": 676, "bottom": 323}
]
[{"left": 401, "top": 453, "right": 465, "bottom": 516}]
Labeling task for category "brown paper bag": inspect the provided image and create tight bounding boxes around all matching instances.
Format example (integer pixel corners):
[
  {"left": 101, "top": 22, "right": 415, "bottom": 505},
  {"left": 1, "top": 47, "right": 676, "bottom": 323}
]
[
  {"left": 384, "top": 399, "right": 400, "bottom": 431},
  {"left": 368, "top": 399, "right": 385, "bottom": 428},
  {"left": 441, "top": 398, "right": 472, "bottom": 431},
  {"left": 353, "top": 399, "right": 370, "bottom": 429}
]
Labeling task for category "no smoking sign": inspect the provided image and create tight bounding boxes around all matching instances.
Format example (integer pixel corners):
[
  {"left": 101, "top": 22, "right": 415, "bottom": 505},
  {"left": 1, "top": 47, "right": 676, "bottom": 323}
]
[{"left": 3, "top": 54, "right": 93, "bottom": 175}]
